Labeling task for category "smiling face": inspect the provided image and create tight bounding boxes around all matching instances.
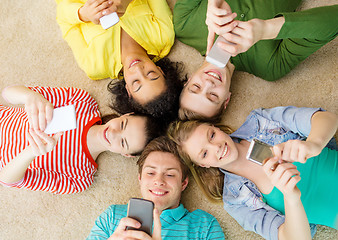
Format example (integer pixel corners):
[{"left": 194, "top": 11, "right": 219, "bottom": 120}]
[
  {"left": 99, "top": 114, "right": 148, "bottom": 155},
  {"left": 123, "top": 56, "right": 167, "bottom": 105},
  {"left": 180, "top": 61, "right": 234, "bottom": 118},
  {"left": 138, "top": 151, "right": 188, "bottom": 212},
  {"left": 182, "top": 124, "right": 238, "bottom": 168}
]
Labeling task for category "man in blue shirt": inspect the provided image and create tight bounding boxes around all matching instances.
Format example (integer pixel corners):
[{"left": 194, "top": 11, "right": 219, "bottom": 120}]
[{"left": 87, "top": 136, "right": 225, "bottom": 240}]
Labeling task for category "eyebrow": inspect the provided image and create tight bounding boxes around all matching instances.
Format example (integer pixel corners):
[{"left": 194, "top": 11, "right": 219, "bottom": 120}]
[{"left": 143, "top": 166, "right": 180, "bottom": 172}]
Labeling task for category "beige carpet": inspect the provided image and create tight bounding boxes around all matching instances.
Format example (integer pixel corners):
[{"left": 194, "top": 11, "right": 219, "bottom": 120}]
[{"left": 0, "top": 0, "right": 337, "bottom": 239}]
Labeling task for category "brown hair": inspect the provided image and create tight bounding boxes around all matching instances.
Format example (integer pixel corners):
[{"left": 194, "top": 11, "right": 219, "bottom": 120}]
[
  {"left": 167, "top": 120, "right": 232, "bottom": 202},
  {"left": 178, "top": 102, "right": 226, "bottom": 124},
  {"left": 137, "top": 136, "right": 189, "bottom": 181}
]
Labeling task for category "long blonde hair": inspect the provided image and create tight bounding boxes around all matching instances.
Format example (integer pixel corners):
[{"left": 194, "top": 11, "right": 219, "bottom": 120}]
[{"left": 167, "top": 120, "right": 232, "bottom": 202}]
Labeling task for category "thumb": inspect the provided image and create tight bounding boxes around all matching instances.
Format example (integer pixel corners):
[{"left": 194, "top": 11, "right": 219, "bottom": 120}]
[
  {"left": 53, "top": 132, "right": 64, "bottom": 141},
  {"left": 206, "top": 30, "right": 216, "bottom": 55},
  {"left": 152, "top": 208, "right": 162, "bottom": 239}
]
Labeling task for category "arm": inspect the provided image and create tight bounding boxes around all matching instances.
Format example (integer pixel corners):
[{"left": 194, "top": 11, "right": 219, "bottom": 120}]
[
  {"left": 205, "top": 216, "right": 225, "bottom": 239},
  {"left": 272, "top": 110, "right": 338, "bottom": 163},
  {"left": 263, "top": 158, "right": 311, "bottom": 240},
  {"left": 0, "top": 130, "right": 61, "bottom": 184}
]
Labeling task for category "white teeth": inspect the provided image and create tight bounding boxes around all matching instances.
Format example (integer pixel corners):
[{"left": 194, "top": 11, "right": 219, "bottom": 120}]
[
  {"left": 153, "top": 191, "right": 165, "bottom": 195},
  {"left": 220, "top": 144, "right": 228, "bottom": 159},
  {"left": 130, "top": 60, "right": 140, "bottom": 68},
  {"left": 207, "top": 72, "right": 220, "bottom": 80}
]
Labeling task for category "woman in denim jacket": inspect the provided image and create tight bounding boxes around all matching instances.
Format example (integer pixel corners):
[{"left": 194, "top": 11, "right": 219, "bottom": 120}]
[{"left": 168, "top": 106, "right": 338, "bottom": 240}]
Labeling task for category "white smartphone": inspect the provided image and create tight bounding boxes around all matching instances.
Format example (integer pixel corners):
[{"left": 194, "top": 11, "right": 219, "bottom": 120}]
[
  {"left": 206, "top": 36, "right": 232, "bottom": 68},
  {"left": 126, "top": 198, "right": 154, "bottom": 236},
  {"left": 246, "top": 139, "right": 274, "bottom": 165},
  {"left": 44, "top": 105, "right": 77, "bottom": 134},
  {"left": 99, "top": 12, "right": 119, "bottom": 30}
]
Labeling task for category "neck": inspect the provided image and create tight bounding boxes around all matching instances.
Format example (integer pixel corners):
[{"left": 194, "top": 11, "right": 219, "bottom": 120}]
[
  {"left": 86, "top": 125, "right": 106, "bottom": 160},
  {"left": 120, "top": 28, "right": 148, "bottom": 65},
  {"left": 220, "top": 140, "right": 260, "bottom": 179}
]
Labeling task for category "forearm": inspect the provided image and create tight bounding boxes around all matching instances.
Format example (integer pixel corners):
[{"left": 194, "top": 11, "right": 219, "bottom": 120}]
[
  {"left": 1, "top": 85, "right": 36, "bottom": 105},
  {"left": 261, "top": 16, "right": 285, "bottom": 40},
  {"left": 307, "top": 111, "right": 338, "bottom": 149},
  {"left": 278, "top": 195, "right": 311, "bottom": 240},
  {"left": 0, "top": 147, "right": 35, "bottom": 184}
]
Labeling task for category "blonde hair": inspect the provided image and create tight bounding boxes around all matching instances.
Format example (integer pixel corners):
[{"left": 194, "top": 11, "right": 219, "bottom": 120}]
[
  {"left": 178, "top": 102, "right": 226, "bottom": 123},
  {"left": 167, "top": 120, "right": 232, "bottom": 202}
]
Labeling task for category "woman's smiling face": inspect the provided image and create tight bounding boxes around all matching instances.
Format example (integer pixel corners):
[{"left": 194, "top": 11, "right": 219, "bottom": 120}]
[
  {"left": 123, "top": 56, "right": 166, "bottom": 105},
  {"left": 182, "top": 124, "right": 238, "bottom": 168}
]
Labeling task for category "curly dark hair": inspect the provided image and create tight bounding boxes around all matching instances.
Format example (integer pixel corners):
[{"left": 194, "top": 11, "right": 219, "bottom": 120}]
[{"left": 107, "top": 58, "right": 186, "bottom": 125}]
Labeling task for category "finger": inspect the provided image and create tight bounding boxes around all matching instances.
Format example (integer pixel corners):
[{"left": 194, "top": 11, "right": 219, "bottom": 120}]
[
  {"left": 287, "top": 175, "right": 301, "bottom": 191},
  {"left": 281, "top": 141, "right": 292, "bottom": 161},
  {"left": 152, "top": 208, "right": 162, "bottom": 239},
  {"left": 262, "top": 157, "right": 278, "bottom": 176},
  {"left": 289, "top": 143, "right": 299, "bottom": 162},
  {"left": 124, "top": 230, "right": 152, "bottom": 240},
  {"left": 208, "top": 12, "right": 237, "bottom": 26},
  {"left": 45, "top": 105, "right": 54, "bottom": 125},
  {"left": 115, "top": 217, "right": 141, "bottom": 232},
  {"left": 217, "top": 36, "right": 239, "bottom": 55},
  {"left": 38, "top": 108, "right": 46, "bottom": 131},
  {"left": 26, "top": 130, "right": 39, "bottom": 155},
  {"left": 208, "top": 4, "right": 228, "bottom": 16},
  {"left": 92, "top": 0, "right": 108, "bottom": 8},
  {"left": 222, "top": 32, "right": 242, "bottom": 45},
  {"left": 272, "top": 163, "right": 297, "bottom": 183},
  {"left": 96, "top": 1, "right": 111, "bottom": 14},
  {"left": 272, "top": 143, "right": 284, "bottom": 159},
  {"left": 297, "top": 147, "right": 307, "bottom": 163},
  {"left": 29, "top": 129, "right": 46, "bottom": 155},
  {"left": 279, "top": 168, "right": 300, "bottom": 187},
  {"left": 102, "top": 4, "right": 118, "bottom": 15},
  {"left": 36, "top": 131, "right": 55, "bottom": 146},
  {"left": 29, "top": 107, "right": 39, "bottom": 131},
  {"left": 206, "top": 30, "right": 216, "bottom": 55}
]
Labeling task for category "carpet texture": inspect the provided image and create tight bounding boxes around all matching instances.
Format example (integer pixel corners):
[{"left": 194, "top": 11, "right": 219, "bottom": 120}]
[{"left": 0, "top": 0, "right": 337, "bottom": 239}]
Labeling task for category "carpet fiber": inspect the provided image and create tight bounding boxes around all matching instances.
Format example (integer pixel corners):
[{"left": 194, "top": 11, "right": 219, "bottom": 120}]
[{"left": 0, "top": 0, "right": 337, "bottom": 239}]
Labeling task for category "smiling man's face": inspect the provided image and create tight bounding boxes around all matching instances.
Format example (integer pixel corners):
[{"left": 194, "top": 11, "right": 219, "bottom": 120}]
[
  {"left": 138, "top": 151, "right": 188, "bottom": 212},
  {"left": 180, "top": 61, "right": 234, "bottom": 118}
]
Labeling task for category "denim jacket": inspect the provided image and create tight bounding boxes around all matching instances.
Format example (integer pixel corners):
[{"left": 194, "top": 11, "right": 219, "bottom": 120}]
[{"left": 222, "top": 106, "right": 326, "bottom": 240}]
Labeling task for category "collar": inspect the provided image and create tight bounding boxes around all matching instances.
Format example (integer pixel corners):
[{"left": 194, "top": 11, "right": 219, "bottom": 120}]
[{"left": 160, "top": 204, "right": 188, "bottom": 227}]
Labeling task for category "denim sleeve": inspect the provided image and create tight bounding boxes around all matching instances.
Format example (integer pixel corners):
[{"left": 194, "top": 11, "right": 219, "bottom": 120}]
[
  {"left": 253, "top": 106, "right": 323, "bottom": 138},
  {"left": 223, "top": 184, "right": 284, "bottom": 240}
]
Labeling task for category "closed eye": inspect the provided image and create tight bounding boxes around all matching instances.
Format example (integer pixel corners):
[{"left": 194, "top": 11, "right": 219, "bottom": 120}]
[{"left": 148, "top": 71, "right": 160, "bottom": 81}]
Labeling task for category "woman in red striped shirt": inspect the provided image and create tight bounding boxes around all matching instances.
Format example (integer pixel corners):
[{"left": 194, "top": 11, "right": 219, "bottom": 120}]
[{"left": 0, "top": 85, "right": 163, "bottom": 194}]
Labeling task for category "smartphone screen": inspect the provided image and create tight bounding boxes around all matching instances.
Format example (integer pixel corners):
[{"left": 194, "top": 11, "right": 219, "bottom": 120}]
[
  {"left": 246, "top": 139, "right": 274, "bottom": 165},
  {"left": 126, "top": 198, "right": 154, "bottom": 236}
]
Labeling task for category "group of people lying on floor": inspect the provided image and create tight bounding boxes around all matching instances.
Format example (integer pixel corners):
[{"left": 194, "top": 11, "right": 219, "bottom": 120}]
[{"left": 1, "top": 0, "right": 337, "bottom": 239}]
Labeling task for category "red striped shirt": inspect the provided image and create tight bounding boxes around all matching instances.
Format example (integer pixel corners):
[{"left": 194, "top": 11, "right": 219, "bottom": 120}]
[{"left": 0, "top": 86, "right": 101, "bottom": 194}]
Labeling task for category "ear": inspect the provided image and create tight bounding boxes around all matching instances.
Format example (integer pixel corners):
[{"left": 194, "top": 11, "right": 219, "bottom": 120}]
[
  {"left": 181, "top": 176, "right": 189, "bottom": 191},
  {"left": 122, "top": 153, "right": 134, "bottom": 158},
  {"left": 224, "top": 92, "right": 231, "bottom": 109},
  {"left": 125, "top": 84, "right": 131, "bottom": 98},
  {"left": 184, "top": 77, "right": 191, "bottom": 87},
  {"left": 138, "top": 173, "right": 141, "bottom": 182},
  {"left": 157, "top": 66, "right": 164, "bottom": 75}
]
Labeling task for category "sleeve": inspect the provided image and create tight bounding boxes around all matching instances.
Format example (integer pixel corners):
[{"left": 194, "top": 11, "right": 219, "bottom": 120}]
[
  {"left": 173, "top": 0, "right": 209, "bottom": 55},
  {"left": 56, "top": 0, "right": 107, "bottom": 79},
  {"left": 223, "top": 184, "right": 285, "bottom": 240},
  {"left": 14, "top": 168, "right": 93, "bottom": 194},
  {"left": 253, "top": 106, "right": 324, "bottom": 138},
  {"left": 28, "top": 86, "right": 98, "bottom": 110},
  {"left": 205, "top": 216, "right": 226, "bottom": 239},
  {"left": 86, "top": 205, "right": 123, "bottom": 240},
  {"left": 276, "top": 5, "right": 338, "bottom": 40}
]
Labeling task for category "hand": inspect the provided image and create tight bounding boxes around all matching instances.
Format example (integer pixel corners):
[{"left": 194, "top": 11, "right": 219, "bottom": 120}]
[
  {"left": 27, "top": 129, "right": 62, "bottom": 156},
  {"left": 78, "top": 0, "right": 121, "bottom": 24},
  {"left": 217, "top": 18, "right": 265, "bottom": 56},
  {"left": 108, "top": 208, "right": 162, "bottom": 240},
  {"left": 206, "top": 0, "right": 237, "bottom": 54},
  {"left": 24, "top": 91, "right": 54, "bottom": 132},
  {"left": 263, "top": 157, "right": 301, "bottom": 199},
  {"left": 272, "top": 139, "right": 322, "bottom": 164}
]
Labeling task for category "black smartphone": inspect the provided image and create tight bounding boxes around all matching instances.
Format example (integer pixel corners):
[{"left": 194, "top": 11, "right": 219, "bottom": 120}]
[
  {"left": 246, "top": 139, "right": 274, "bottom": 165},
  {"left": 126, "top": 198, "right": 154, "bottom": 236}
]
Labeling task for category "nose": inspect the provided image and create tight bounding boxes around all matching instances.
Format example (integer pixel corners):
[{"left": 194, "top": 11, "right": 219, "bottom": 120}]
[
  {"left": 208, "top": 142, "right": 222, "bottom": 159},
  {"left": 153, "top": 174, "right": 165, "bottom": 186}
]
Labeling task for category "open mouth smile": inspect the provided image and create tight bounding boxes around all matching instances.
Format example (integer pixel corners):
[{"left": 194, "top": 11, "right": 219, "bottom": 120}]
[
  {"left": 219, "top": 143, "right": 229, "bottom": 160},
  {"left": 103, "top": 127, "right": 110, "bottom": 144},
  {"left": 150, "top": 189, "right": 168, "bottom": 196},
  {"left": 129, "top": 59, "right": 140, "bottom": 68},
  {"left": 205, "top": 70, "right": 222, "bottom": 82}
]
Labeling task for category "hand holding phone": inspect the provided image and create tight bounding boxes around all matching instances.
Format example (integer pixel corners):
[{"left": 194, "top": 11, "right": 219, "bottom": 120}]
[
  {"left": 100, "top": 12, "right": 119, "bottom": 29},
  {"left": 44, "top": 105, "right": 77, "bottom": 134},
  {"left": 206, "top": 36, "right": 232, "bottom": 68},
  {"left": 126, "top": 198, "right": 154, "bottom": 236},
  {"left": 246, "top": 139, "right": 274, "bottom": 165}
]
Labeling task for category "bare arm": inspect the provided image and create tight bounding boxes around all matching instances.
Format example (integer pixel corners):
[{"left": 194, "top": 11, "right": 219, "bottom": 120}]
[{"left": 273, "top": 111, "right": 338, "bottom": 163}]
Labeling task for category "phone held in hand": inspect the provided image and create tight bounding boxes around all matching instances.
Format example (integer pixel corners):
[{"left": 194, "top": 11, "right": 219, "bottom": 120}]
[
  {"left": 44, "top": 105, "right": 77, "bottom": 134},
  {"left": 246, "top": 139, "right": 274, "bottom": 165},
  {"left": 100, "top": 12, "right": 119, "bottom": 29},
  {"left": 126, "top": 198, "right": 154, "bottom": 236},
  {"left": 206, "top": 36, "right": 232, "bottom": 68}
]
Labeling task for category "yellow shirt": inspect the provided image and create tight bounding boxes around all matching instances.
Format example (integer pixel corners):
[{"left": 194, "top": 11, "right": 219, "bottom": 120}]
[{"left": 56, "top": 0, "right": 174, "bottom": 80}]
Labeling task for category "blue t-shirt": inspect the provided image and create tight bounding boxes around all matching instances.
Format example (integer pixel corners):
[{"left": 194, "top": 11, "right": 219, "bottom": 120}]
[{"left": 87, "top": 203, "right": 225, "bottom": 239}]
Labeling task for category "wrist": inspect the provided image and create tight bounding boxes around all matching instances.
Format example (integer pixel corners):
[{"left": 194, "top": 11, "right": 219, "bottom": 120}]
[{"left": 261, "top": 17, "right": 285, "bottom": 40}]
